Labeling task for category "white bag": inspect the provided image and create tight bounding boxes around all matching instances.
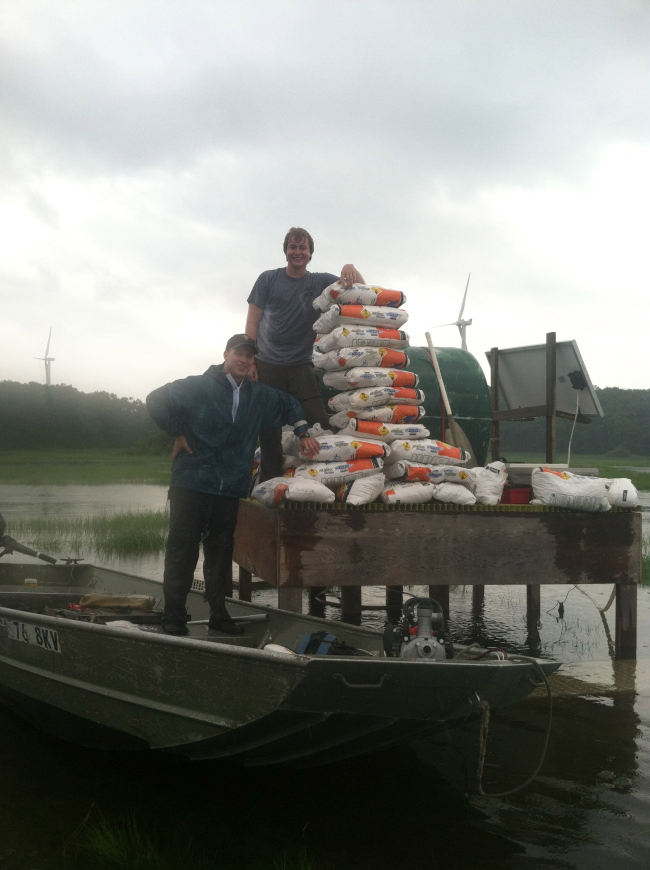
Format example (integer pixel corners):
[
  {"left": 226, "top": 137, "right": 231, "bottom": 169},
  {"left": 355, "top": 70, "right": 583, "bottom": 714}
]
[
  {"left": 329, "top": 405, "right": 426, "bottom": 430},
  {"left": 252, "top": 476, "right": 335, "bottom": 506},
  {"left": 314, "top": 326, "right": 409, "bottom": 353},
  {"left": 313, "top": 282, "right": 406, "bottom": 312},
  {"left": 468, "top": 461, "right": 508, "bottom": 505},
  {"left": 336, "top": 419, "right": 431, "bottom": 443},
  {"left": 294, "top": 457, "right": 384, "bottom": 487},
  {"left": 313, "top": 304, "right": 409, "bottom": 334},
  {"left": 328, "top": 387, "right": 425, "bottom": 412},
  {"left": 313, "top": 346, "right": 410, "bottom": 372},
  {"left": 605, "top": 478, "right": 639, "bottom": 508},
  {"left": 335, "top": 473, "right": 386, "bottom": 505},
  {"left": 531, "top": 467, "right": 610, "bottom": 512},
  {"left": 323, "top": 368, "right": 419, "bottom": 391},
  {"left": 283, "top": 433, "right": 388, "bottom": 462},
  {"left": 384, "top": 461, "right": 473, "bottom": 486},
  {"left": 430, "top": 482, "right": 477, "bottom": 505},
  {"left": 388, "top": 438, "right": 470, "bottom": 467},
  {"left": 381, "top": 482, "right": 435, "bottom": 505}
]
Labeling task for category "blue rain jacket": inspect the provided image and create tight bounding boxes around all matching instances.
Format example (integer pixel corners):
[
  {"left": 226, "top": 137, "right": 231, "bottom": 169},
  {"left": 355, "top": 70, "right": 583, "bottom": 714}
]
[{"left": 146, "top": 365, "right": 308, "bottom": 497}]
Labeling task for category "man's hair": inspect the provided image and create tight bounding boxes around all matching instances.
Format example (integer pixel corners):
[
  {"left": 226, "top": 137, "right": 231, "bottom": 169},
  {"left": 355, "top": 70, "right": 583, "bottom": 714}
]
[{"left": 283, "top": 227, "right": 314, "bottom": 256}]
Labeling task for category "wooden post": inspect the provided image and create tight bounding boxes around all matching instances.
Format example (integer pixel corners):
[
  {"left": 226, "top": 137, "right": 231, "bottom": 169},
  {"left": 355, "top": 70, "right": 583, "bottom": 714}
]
[
  {"left": 238, "top": 567, "right": 252, "bottom": 603},
  {"left": 386, "top": 586, "right": 403, "bottom": 623},
  {"left": 308, "top": 586, "right": 326, "bottom": 618},
  {"left": 278, "top": 587, "right": 303, "bottom": 613},
  {"left": 428, "top": 585, "right": 449, "bottom": 621},
  {"left": 490, "top": 346, "right": 500, "bottom": 461},
  {"left": 472, "top": 585, "right": 485, "bottom": 611},
  {"left": 545, "top": 332, "right": 557, "bottom": 463},
  {"left": 341, "top": 586, "right": 362, "bottom": 625},
  {"left": 526, "top": 585, "right": 541, "bottom": 623},
  {"left": 615, "top": 584, "right": 637, "bottom": 660}
]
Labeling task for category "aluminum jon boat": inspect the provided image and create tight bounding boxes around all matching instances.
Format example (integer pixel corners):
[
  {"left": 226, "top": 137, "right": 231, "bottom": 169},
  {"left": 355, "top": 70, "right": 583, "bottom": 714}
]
[{"left": 0, "top": 559, "right": 559, "bottom": 768}]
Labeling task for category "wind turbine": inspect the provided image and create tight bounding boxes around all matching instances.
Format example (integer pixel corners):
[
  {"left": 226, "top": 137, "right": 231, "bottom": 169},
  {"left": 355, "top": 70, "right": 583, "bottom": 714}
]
[
  {"left": 34, "top": 328, "right": 55, "bottom": 385},
  {"left": 431, "top": 273, "right": 472, "bottom": 351}
]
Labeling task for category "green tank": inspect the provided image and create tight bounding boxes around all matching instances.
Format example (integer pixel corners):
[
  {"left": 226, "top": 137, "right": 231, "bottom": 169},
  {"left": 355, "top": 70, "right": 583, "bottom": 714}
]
[{"left": 316, "top": 345, "right": 492, "bottom": 466}]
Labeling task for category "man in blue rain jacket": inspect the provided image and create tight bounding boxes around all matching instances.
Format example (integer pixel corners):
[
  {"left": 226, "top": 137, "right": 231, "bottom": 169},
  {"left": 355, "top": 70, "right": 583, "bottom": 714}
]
[{"left": 146, "top": 334, "right": 319, "bottom": 636}]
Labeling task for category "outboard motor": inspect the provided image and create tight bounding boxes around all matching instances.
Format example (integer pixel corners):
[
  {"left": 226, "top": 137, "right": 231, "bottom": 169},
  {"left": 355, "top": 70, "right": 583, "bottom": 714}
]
[{"left": 383, "top": 596, "right": 449, "bottom": 661}]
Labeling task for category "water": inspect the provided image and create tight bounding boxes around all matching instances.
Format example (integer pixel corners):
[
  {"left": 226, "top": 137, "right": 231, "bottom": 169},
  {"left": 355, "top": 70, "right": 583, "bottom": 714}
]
[{"left": 1, "top": 485, "right": 649, "bottom": 869}]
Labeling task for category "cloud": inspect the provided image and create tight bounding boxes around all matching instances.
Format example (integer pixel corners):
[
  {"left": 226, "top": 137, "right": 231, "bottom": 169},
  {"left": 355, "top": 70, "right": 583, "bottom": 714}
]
[{"left": 1, "top": 0, "right": 649, "bottom": 398}]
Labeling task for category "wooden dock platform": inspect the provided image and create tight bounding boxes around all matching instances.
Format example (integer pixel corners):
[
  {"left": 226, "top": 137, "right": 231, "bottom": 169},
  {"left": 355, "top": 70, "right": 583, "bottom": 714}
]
[{"left": 233, "top": 500, "right": 642, "bottom": 659}]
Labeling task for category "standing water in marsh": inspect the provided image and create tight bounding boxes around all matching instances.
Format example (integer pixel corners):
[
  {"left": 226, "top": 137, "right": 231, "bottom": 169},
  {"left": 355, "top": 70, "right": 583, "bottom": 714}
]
[{"left": 0, "top": 484, "right": 649, "bottom": 869}]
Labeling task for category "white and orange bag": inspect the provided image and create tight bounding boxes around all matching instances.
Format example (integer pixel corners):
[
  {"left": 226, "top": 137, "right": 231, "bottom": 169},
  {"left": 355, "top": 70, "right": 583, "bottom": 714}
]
[
  {"left": 381, "top": 481, "right": 435, "bottom": 505},
  {"left": 323, "top": 368, "right": 419, "bottom": 391},
  {"left": 328, "top": 388, "right": 425, "bottom": 412},
  {"left": 388, "top": 438, "right": 470, "bottom": 467},
  {"left": 314, "top": 326, "right": 409, "bottom": 353},
  {"left": 313, "top": 282, "right": 406, "bottom": 312},
  {"left": 283, "top": 434, "right": 388, "bottom": 462},
  {"left": 294, "top": 457, "right": 384, "bottom": 487},
  {"left": 313, "top": 346, "right": 410, "bottom": 372},
  {"left": 252, "top": 476, "right": 335, "bottom": 506},
  {"left": 314, "top": 304, "right": 409, "bottom": 334},
  {"left": 531, "top": 467, "right": 610, "bottom": 512},
  {"left": 336, "top": 419, "right": 431, "bottom": 443},
  {"left": 384, "top": 461, "right": 472, "bottom": 486},
  {"left": 329, "top": 405, "right": 426, "bottom": 429},
  {"left": 335, "top": 473, "right": 386, "bottom": 506}
]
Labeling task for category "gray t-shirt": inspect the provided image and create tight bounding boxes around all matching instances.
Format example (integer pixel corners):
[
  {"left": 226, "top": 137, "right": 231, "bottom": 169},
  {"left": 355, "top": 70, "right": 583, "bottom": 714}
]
[{"left": 248, "top": 268, "right": 339, "bottom": 366}]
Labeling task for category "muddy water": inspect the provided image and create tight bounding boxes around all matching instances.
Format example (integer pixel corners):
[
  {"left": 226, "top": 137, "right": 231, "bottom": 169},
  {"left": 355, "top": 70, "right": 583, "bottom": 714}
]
[{"left": 1, "top": 485, "right": 649, "bottom": 869}]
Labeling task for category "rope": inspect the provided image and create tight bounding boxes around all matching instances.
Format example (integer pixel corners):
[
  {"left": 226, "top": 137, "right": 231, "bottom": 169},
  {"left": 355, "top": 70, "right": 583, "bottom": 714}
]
[
  {"left": 475, "top": 656, "right": 553, "bottom": 797},
  {"left": 566, "top": 390, "right": 580, "bottom": 468},
  {"left": 574, "top": 583, "right": 617, "bottom": 614}
]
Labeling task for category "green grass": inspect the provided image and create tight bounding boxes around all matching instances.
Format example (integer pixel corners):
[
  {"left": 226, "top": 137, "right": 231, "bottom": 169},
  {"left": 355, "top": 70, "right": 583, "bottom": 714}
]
[
  {"left": 0, "top": 449, "right": 171, "bottom": 485},
  {"left": 62, "top": 813, "right": 327, "bottom": 870},
  {"left": 501, "top": 453, "right": 650, "bottom": 491},
  {"left": 11, "top": 510, "right": 169, "bottom": 556}
]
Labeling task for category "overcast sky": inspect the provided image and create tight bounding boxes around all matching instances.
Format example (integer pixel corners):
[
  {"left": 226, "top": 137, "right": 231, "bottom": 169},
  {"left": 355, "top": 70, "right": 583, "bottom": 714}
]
[{"left": 1, "top": 0, "right": 648, "bottom": 400}]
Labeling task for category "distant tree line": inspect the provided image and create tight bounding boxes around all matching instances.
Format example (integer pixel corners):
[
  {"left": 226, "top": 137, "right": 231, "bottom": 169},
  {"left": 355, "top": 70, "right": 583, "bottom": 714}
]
[
  {"left": 499, "top": 387, "right": 650, "bottom": 457},
  {"left": 1, "top": 380, "right": 649, "bottom": 456},
  {"left": 0, "top": 381, "right": 170, "bottom": 451}
]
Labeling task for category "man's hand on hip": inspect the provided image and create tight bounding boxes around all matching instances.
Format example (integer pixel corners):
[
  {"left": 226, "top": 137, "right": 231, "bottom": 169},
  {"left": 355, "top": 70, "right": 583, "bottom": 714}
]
[{"left": 171, "top": 435, "right": 193, "bottom": 461}]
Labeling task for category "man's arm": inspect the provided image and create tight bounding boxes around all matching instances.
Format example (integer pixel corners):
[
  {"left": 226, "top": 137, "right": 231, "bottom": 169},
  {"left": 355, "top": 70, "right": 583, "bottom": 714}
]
[
  {"left": 245, "top": 303, "right": 263, "bottom": 342},
  {"left": 339, "top": 264, "right": 365, "bottom": 287},
  {"left": 258, "top": 385, "right": 321, "bottom": 459}
]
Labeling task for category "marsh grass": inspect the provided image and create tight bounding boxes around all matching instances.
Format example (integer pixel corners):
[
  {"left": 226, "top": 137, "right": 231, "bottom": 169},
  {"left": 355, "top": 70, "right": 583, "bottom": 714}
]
[
  {"left": 70, "top": 814, "right": 324, "bottom": 870},
  {"left": 0, "top": 449, "right": 171, "bottom": 485},
  {"left": 12, "top": 510, "right": 169, "bottom": 556}
]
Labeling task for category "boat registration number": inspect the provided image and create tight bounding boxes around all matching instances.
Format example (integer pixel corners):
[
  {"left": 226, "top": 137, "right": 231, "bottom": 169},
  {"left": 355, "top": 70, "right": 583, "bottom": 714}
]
[{"left": 1, "top": 619, "right": 61, "bottom": 653}]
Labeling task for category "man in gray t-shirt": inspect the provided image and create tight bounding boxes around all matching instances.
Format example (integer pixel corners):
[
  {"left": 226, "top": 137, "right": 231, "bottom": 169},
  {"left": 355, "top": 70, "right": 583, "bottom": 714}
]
[{"left": 245, "top": 226, "right": 364, "bottom": 480}]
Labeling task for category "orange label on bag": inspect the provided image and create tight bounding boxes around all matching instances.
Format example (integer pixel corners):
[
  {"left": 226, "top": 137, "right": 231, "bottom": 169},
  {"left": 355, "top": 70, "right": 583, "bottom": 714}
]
[
  {"left": 273, "top": 484, "right": 289, "bottom": 504},
  {"left": 542, "top": 466, "right": 571, "bottom": 480}
]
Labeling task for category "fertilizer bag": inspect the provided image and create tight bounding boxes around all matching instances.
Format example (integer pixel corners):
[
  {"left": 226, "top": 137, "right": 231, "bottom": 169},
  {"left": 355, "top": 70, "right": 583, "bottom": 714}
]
[
  {"left": 314, "top": 304, "right": 409, "bottom": 334},
  {"left": 314, "top": 326, "right": 409, "bottom": 353},
  {"left": 381, "top": 482, "right": 435, "bottom": 505},
  {"left": 294, "top": 457, "right": 384, "bottom": 487},
  {"left": 389, "top": 438, "right": 470, "bottom": 467},
  {"left": 468, "top": 461, "right": 508, "bottom": 505},
  {"left": 335, "top": 473, "right": 386, "bottom": 506},
  {"left": 323, "top": 368, "right": 419, "bottom": 391},
  {"left": 313, "top": 347, "right": 410, "bottom": 372},
  {"left": 531, "top": 467, "right": 610, "bottom": 512},
  {"left": 252, "top": 477, "right": 335, "bottom": 506},
  {"left": 605, "top": 478, "right": 639, "bottom": 508},
  {"left": 313, "top": 282, "right": 406, "bottom": 312},
  {"left": 336, "top": 419, "right": 431, "bottom": 443}
]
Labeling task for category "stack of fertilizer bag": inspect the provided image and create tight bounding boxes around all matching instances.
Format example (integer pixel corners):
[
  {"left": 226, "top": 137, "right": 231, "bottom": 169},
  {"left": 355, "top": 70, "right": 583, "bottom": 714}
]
[
  {"left": 530, "top": 467, "right": 640, "bottom": 512},
  {"left": 308, "top": 280, "right": 511, "bottom": 508}
]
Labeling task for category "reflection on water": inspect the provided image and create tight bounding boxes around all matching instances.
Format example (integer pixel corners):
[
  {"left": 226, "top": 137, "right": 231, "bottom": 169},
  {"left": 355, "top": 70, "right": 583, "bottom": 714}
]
[{"left": 1, "top": 484, "right": 649, "bottom": 869}]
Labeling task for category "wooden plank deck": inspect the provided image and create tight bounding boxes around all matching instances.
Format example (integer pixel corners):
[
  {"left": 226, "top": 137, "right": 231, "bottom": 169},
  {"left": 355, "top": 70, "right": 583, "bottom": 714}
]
[{"left": 233, "top": 500, "right": 642, "bottom": 658}]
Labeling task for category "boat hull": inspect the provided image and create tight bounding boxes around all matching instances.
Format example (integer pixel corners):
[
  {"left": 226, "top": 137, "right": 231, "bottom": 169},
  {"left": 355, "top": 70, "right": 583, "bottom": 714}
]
[{"left": 0, "top": 563, "right": 558, "bottom": 766}]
